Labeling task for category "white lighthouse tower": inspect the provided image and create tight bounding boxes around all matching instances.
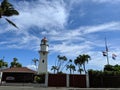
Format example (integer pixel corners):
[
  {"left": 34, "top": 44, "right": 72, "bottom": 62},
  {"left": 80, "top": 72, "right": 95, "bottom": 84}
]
[{"left": 38, "top": 37, "right": 49, "bottom": 74}]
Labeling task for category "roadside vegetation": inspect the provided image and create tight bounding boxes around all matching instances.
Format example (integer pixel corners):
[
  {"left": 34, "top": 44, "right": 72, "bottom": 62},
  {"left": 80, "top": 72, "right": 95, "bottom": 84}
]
[
  {"left": 0, "top": 57, "right": 22, "bottom": 69},
  {"left": 51, "top": 54, "right": 91, "bottom": 74}
]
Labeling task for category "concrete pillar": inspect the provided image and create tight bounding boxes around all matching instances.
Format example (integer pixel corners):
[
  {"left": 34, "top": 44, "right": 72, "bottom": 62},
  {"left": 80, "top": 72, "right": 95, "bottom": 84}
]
[
  {"left": 86, "top": 72, "right": 89, "bottom": 88},
  {"left": 45, "top": 73, "right": 48, "bottom": 87},
  {"left": 66, "top": 74, "right": 69, "bottom": 87},
  {"left": 0, "top": 72, "right": 3, "bottom": 84}
]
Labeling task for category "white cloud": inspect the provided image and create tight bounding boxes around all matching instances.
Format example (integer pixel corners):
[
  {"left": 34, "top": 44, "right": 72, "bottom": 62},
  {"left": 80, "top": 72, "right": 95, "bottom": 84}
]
[
  {"left": 13, "top": 0, "right": 68, "bottom": 30},
  {"left": 82, "top": 22, "right": 120, "bottom": 34},
  {"left": 27, "top": 65, "right": 37, "bottom": 71},
  {"left": 49, "top": 29, "right": 83, "bottom": 41},
  {"left": 3, "top": 0, "right": 117, "bottom": 51},
  {"left": 48, "top": 21, "right": 120, "bottom": 42},
  {"left": 50, "top": 41, "right": 93, "bottom": 57},
  {"left": 86, "top": 51, "right": 106, "bottom": 70},
  {"left": 47, "top": 21, "right": 120, "bottom": 57},
  {"left": 92, "top": 0, "right": 120, "bottom": 3}
]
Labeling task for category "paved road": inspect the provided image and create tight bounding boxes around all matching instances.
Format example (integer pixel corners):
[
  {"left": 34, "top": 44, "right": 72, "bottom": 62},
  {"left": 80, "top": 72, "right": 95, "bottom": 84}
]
[{"left": 0, "top": 86, "right": 120, "bottom": 90}]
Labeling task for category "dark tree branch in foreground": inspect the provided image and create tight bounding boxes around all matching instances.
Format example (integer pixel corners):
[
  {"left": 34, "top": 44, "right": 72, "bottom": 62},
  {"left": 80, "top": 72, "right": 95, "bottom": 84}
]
[{"left": 0, "top": 0, "right": 19, "bottom": 29}]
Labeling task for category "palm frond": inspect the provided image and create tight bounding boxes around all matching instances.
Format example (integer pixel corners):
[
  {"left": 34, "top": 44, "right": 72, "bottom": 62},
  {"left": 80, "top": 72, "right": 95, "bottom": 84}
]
[
  {"left": 3, "top": 9, "right": 19, "bottom": 16},
  {"left": 5, "top": 18, "right": 19, "bottom": 29},
  {"left": 1, "top": 0, "right": 19, "bottom": 17}
]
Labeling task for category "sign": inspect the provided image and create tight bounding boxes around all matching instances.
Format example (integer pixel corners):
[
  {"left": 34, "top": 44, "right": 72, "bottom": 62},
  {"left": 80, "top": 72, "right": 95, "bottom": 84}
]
[{"left": 6, "top": 76, "right": 15, "bottom": 80}]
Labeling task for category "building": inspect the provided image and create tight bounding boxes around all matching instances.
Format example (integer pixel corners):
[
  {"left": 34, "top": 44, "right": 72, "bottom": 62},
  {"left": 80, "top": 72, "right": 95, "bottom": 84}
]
[
  {"left": 38, "top": 37, "right": 49, "bottom": 74},
  {"left": 0, "top": 67, "right": 36, "bottom": 83},
  {"left": 0, "top": 37, "right": 49, "bottom": 83}
]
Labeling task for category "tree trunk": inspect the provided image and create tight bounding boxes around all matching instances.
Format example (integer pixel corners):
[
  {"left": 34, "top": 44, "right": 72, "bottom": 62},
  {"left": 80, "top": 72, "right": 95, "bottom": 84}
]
[
  {"left": 54, "top": 70, "right": 55, "bottom": 74},
  {"left": 70, "top": 68, "right": 72, "bottom": 74},
  {"left": 83, "top": 64, "right": 87, "bottom": 74},
  {"left": 79, "top": 65, "right": 82, "bottom": 74}
]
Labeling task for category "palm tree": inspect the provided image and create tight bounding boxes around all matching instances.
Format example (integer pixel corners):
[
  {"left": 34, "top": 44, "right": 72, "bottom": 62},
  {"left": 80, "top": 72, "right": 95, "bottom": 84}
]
[
  {"left": 78, "top": 68, "right": 83, "bottom": 74},
  {"left": 10, "top": 57, "right": 22, "bottom": 67},
  {"left": 0, "top": 58, "right": 8, "bottom": 69},
  {"left": 66, "top": 64, "right": 76, "bottom": 74},
  {"left": 74, "top": 54, "right": 91, "bottom": 74},
  {"left": 51, "top": 66, "right": 57, "bottom": 74},
  {"left": 74, "top": 56, "right": 83, "bottom": 74},
  {"left": 61, "top": 59, "right": 72, "bottom": 72},
  {"left": 0, "top": 0, "right": 19, "bottom": 28},
  {"left": 80, "top": 54, "right": 91, "bottom": 74},
  {"left": 56, "top": 55, "right": 67, "bottom": 73},
  {"left": 32, "top": 58, "right": 39, "bottom": 71}
]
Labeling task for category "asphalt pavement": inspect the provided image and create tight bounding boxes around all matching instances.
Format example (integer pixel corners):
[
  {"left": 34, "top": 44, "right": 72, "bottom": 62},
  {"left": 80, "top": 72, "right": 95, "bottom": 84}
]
[{"left": 0, "top": 86, "right": 120, "bottom": 90}]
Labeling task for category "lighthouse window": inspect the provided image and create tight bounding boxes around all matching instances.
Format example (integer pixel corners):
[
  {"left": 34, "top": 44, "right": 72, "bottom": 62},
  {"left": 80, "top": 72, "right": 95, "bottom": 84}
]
[
  {"left": 43, "top": 52, "right": 45, "bottom": 55},
  {"left": 42, "top": 60, "right": 44, "bottom": 63}
]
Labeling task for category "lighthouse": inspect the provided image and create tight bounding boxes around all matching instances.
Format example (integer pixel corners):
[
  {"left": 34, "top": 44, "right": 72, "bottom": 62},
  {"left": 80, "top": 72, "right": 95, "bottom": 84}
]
[{"left": 38, "top": 37, "right": 49, "bottom": 74}]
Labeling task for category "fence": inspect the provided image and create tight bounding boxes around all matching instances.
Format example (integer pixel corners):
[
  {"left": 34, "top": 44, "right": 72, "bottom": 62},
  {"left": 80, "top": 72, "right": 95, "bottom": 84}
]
[
  {"left": 1, "top": 73, "right": 88, "bottom": 88},
  {"left": 48, "top": 74, "right": 87, "bottom": 88},
  {"left": 69, "top": 74, "right": 86, "bottom": 87},
  {"left": 48, "top": 74, "right": 66, "bottom": 87}
]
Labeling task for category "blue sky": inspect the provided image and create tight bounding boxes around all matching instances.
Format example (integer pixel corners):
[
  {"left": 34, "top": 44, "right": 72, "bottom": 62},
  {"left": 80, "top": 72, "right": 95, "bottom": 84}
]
[{"left": 0, "top": 0, "right": 120, "bottom": 73}]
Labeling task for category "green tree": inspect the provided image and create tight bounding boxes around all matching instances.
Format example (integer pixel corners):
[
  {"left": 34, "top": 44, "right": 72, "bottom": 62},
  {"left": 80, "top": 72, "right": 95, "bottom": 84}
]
[
  {"left": 78, "top": 68, "right": 83, "bottom": 74},
  {"left": 61, "top": 59, "right": 72, "bottom": 72},
  {"left": 74, "top": 56, "right": 83, "bottom": 74},
  {"left": 51, "top": 66, "right": 57, "bottom": 74},
  {"left": 66, "top": 64, "right": 76, "bottom": 74},
  {"left": 114, "top": 64, "right": 120, "bottom": 71},
  {"left": 10, "top": 57, "right": 22, "bottom": 67},
  {"left": 81, "top": 54, "right": 91, "bottom": 73},
  {"left": 56, "top": 55, "right": 67, "bottom": 73},
  {"left": 104, "top": 64, "right": 120, "bottom": 72},
  {"left": 66, "top": 59, "right": 76, "bottom": 74},
  {"left": 74, "top": 54, "right": 91, "bottom": 74},
  {"left": 104, "top": 65, "right": 114, "bottom": 71},
  {"left": 0, "top": 0, "right": 19, "bottom": 28},
  {"left": 0, "top": 58, "right": 8, "bottom": 69}
]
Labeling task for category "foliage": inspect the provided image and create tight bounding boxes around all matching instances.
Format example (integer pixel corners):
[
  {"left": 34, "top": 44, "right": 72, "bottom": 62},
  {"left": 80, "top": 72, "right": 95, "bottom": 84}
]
[
  {"left": 34, "top": 74, "right": 45, "bottom": 83},
  {"left": 51, "top": 65, "right": 57, "bottom": 74},
  {"left": 34, "top": 76, "right": 41, "bottom": 83},
  {"left": 77, "top": 68, "right": 83, "bottom": 74},
  {"left": 56, "top": 55, "right": 67, "bottom": 73},
  {"left": 88, "top": 69, "right": 103, "bottom": 77},
  {"left": 104, "top": 65, "right": 114, "bottom": 71},
  {"left": 57, "top": 71, "right": 64, "bottom": 74},
  {"left": 88, "top": 67, "right": 120, "bottom": 77},
  {"left": 0, "top": 0, "right": 19, "bottom": 28},
  {"left": 88, "top": 68, "right": 120, "bottom": 87},
  {"left": 104, "top": 64, "right": 120, "bottom": 72},
  {"left": 10, "top": 57, "right": 22, "bottom": 67},
  {"left": 74, "top": 54, "right": 91, "bottom": 74},
  {"left": 51, "top": 55, "right": 77, "bottom": 74},
  {"left": 66, "top": 64, "right": 76, "bottom": 74},
  {"left": 0, "top": 58, "right": 8, "bottom": 68},
  {"left": 66, "top": 59, "right": 76, "bottom": 74}
]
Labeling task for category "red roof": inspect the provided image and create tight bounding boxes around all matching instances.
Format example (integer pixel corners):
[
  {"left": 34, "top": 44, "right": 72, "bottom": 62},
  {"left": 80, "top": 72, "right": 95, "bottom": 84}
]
[{"left": 0, "top": 67, "right": 36, "bottom": 73}]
